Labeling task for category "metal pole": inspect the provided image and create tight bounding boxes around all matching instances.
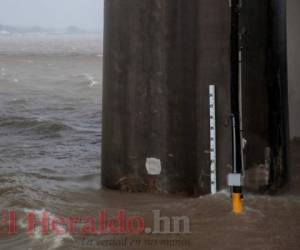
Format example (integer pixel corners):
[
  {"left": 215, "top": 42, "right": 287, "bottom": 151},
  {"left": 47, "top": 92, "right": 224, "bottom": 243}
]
[
  {"left": 229, "top": 0, "right": 243, "bottom": 214},
  {"left": 239, "top": 48, "right": 246, "bottom": 177}
]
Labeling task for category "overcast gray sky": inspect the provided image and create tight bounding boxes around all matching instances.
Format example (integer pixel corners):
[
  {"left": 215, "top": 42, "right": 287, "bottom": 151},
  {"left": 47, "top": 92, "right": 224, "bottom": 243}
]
[{"left": 0, "top": 0, "right": 104, "bottom": 30}]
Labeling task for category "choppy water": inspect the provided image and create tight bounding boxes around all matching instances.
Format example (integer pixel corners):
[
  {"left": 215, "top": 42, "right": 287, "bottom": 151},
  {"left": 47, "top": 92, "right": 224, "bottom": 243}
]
[{"left": 0, "top": 34, "right": 103, "bottom": 249}]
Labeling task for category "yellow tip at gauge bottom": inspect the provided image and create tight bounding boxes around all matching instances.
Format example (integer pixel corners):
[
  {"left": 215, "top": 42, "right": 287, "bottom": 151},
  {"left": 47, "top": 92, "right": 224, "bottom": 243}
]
[{"left": 232, "top": 192, "right": 243, "bottom": 214}]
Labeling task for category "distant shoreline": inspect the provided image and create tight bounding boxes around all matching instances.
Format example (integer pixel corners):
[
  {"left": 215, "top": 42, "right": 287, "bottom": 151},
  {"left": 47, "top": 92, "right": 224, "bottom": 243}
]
[{"left": 0, "top": 24, "right": 102, "bottom": 36}]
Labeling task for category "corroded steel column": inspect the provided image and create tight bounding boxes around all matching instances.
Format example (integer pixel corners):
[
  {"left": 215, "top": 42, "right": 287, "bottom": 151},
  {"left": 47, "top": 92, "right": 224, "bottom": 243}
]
[
  {"left": 287, "top": 0, "right": 300, "bottom": 193},
  {"left": 102, "top": 0, "right": 232, "bottom": 195}
]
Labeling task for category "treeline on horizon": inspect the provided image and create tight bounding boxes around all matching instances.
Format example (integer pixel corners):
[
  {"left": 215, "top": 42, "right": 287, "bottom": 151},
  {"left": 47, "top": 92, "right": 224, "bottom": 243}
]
[{"left": 0, "top": 24, "right": 100, "bottom": 34}]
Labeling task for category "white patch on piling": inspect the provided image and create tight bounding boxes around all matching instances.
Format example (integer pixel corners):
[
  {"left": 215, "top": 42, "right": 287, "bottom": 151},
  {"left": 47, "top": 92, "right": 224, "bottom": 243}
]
[{"left": 146, "top": 158, "right": 162, "bottom": 175}]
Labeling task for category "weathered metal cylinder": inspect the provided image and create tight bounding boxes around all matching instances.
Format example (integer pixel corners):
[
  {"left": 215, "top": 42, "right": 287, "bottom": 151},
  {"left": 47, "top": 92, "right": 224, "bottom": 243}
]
[
  {"left": 101, "top": 0, "right": 299, "bottom": 195},
  {"left": 101, "top": 0, "right": 232, "bottom": 195},
  {"left": 287, "top": 0, "right": 300, "bottom": 193}
]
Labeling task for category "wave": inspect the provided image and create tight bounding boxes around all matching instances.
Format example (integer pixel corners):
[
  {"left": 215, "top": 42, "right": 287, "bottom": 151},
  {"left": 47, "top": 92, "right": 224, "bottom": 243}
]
[
  {"left": 82, "top": 73, "right": 100, "bottom": 87},
  {"left": 7, "top": 98, "right": 28, "bottom": 105},
  {"left": 0, "top": 116, "right": 72, "bottom": 134},
  {"left": 19, "top": 209, "right": 73, "bottom": 250}
]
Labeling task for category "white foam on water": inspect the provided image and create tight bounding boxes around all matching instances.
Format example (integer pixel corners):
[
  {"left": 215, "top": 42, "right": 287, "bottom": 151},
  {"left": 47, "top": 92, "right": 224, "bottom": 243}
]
[
  {"left": 19, "top": 209, "right": 73, "bottom": 250},
  {"left": 83, "top": 73, "right": 99, "bottom": 87},
  {"left": 13, "top": 78, "right": 19, "bottom": 83},
  {"left": 216, "top": 189, "right": 231, "bottom": 197},
  {"left": 89, "top": 81, "right": 99, "bottom": 87}
]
